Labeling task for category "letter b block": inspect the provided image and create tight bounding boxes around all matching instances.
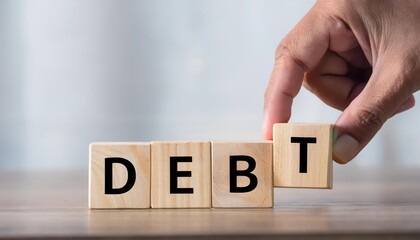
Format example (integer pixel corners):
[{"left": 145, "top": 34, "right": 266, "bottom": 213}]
[
  {"left": 212, "top": 142, "right": 273, "bottom": 208},
  {"left": 89, "top": 143, "right": 151, "bottom": 208},
  {"left": 273, "top": 124, "right": 333, "bottom": 188},
  {"left": 151, "top": 141, "right": 211, "bottom": 208}
]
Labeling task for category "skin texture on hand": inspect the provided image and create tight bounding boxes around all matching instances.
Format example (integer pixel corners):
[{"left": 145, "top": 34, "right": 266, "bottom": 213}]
[{"left": 263, "top": 0, "right": 420, "bottom": 164}]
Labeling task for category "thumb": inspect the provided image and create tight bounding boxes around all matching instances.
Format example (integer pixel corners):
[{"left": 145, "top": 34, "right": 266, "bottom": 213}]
[{"left": 333, "top": 60, "right": 415, "bottom": 164}]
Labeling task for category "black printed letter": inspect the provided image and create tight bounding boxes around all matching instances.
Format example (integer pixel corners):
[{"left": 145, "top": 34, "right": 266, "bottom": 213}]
[
  {"left": 230, "top": 155, "right": 258, "bottom": 193},
  {"left": 105, "top": 157, "right": 136, "bottom": 194},
  {"left": 290, "top": 137, "right": 317, "bottom": 173},
  {"left": 170, "top": 156, "right": 193, "bottom": 194}
]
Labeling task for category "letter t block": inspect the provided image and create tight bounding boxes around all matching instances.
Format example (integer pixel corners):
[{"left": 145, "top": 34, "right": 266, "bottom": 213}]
[{"left": 273, "top": 124, "right": 333, "bottom": 188}]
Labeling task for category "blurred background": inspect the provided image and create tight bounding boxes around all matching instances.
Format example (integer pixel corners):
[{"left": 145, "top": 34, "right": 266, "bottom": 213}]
[{"left": 0, "top": 0, "right": 419, "bottom": 171}]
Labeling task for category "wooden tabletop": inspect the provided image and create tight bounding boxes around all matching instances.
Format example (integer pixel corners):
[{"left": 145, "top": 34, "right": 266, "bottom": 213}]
[{"left": 1, "top": 167, "right": 420, "bottom": 239}]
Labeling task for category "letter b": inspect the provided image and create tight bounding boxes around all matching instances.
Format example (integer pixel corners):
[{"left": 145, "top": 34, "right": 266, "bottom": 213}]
[{"left": 229, "top": 155, "right": 258, "bottom": 193}]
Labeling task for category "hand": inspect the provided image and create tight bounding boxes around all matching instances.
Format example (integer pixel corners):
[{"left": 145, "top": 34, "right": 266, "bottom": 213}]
[{"left": 263, "top": 0, "right": 420, "bottom": 164}]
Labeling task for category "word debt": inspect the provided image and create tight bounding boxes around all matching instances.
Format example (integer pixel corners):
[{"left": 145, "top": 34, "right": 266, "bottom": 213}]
[{"left": 89, "top": 123, "right": 333, "bottom": 209}]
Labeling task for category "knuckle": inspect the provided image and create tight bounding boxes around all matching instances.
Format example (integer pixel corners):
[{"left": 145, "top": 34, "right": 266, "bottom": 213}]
[
  {"left": 274, "top": 41, "right": 291, "bottom": 63},
  {"left": 356, "top": 106, "right": 387, "bottom": 131},
  {"left": 274, "top": 40, "right": 309, "bottom": 71}
]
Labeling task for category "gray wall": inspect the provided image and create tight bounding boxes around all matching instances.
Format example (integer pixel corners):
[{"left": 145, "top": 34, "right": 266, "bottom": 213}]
[{"left": 0, "top": 0, "right": 419, "bottom": 170}]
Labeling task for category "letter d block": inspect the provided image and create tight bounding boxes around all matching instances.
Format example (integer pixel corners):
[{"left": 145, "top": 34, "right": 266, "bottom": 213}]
[
  {"left": 89, "top": 143, "right": 151, "bottom": 209},
  {"left": 151, "top": 141, "right": 211, "bottom": 208},
  {"left": 212, "top": 142, "right": 273, "bottom": 208},
  {"left": 273, "top": 124, "right": 333, "bottom": 188}
]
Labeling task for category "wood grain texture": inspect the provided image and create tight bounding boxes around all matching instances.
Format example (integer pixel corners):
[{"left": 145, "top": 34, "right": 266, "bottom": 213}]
[
  {"left": 89, "top": 142, "right": 150, "bottom": 208},
  {"left": 1, "top": 168, "right": 420, "bottom": 239},
  {"left": 273, "top": 124, "right": 333, "bottom": 188},
  {"left": 212, "top": 141, "right": 273, "bottom": 208},
  {"left": 151, "top": 141, "right": 211, "bottom": 208}
]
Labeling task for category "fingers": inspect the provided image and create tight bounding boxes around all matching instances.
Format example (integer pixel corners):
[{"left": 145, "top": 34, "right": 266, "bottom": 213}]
[
  {"left": 308, "top": 51, "right": 348, "bottom": 76},
  {"left": 263, "top": 0, "right": 419, "bottom": 163},
  {"left": 263, "top": 7, "right": 333, "bottom": 139},
  {"left": 328, "top": 19, "right": 371, "bottom": 69},
  {"left": 328, "top": 17, "right": 359, "bottom": 53},
  {"left": 304, "top": 51, "right": 368, "bottom": 110},
  {"left": 304, "top": 74, "right": 366, "bottom": 110},
  {"left": 333, "top": 60, "right": 415, "bottom": 164},
  {"left": 336, "top": 47, "right": 371, "bottom": 69}
]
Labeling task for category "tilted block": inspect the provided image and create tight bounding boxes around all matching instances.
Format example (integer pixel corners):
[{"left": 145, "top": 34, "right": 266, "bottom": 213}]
[
  {"left": 212, "top": 142, "right": 273, "bottom": 208},
  {"left": 151, "top": 141, "right": 211, "bottom": 208},
  {"left": 89, "top": 142, "right": 151, "bottom": 208},
  {"left": 273, "top": 124, "right": 333, "bottom": 188}
]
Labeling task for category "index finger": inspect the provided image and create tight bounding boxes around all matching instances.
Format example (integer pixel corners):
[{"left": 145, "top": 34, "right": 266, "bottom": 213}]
[{"left": 262, "top": 6, "right": 335, "bottom": 139}]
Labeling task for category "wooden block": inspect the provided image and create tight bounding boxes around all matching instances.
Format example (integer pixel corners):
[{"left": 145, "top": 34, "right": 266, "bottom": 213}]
[
  {"left": 273, "top": 124, "right": 333, "bottom": 188},
  {"left": 89, "top": 142, "right": 151, "bottom": 208},
  {"left": 212, "top": 142, "right": 273, "bottom": 208},
  {"left": 151, "top": 141, "right": 211, "bottom": 208}
]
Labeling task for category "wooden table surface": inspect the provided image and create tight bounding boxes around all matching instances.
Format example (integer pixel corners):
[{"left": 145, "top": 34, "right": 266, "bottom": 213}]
[{"left": 1, "top": 166, "right": 420, "bottom": 239}]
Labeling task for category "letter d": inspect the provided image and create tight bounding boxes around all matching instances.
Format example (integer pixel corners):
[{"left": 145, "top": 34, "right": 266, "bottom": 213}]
[{"left": 105, "top": 157, "right": 136, "bottom": 194}]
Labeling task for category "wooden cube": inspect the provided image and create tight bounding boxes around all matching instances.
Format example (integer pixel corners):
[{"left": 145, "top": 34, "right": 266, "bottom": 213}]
[
  {"left": 273, "top": 124, "right": 333, "bottom": 188},
  {"left": 212, "top": 142, "right": 273, "bottom": 208},
  {"left": 151, "top": 141, "right": 211, "bottom": 208},
  {"left": 89, "top": 142, "right": 151, "bottom": 208}
]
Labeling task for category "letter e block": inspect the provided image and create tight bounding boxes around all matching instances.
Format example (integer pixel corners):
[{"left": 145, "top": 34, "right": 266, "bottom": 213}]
[
  {"left": 151, "top": 141, "right": 211, "bottom": 208},
  {"left": 273, "top": 124, "right": 333, "bottom": 188},
  {"left": 89, "top": 143, "right": 151, "bottom": 209},
  {"left": 212, "top": 142, "right": 273, "bottom": 208}
]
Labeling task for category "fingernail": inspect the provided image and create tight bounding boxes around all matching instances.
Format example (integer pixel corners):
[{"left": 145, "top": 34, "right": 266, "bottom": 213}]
[
  {"left": 261, "top": 112, "right": 273, "bottom": 140},
  {"left": 333, "top": 134, "right": 359, "bottom": 163}
]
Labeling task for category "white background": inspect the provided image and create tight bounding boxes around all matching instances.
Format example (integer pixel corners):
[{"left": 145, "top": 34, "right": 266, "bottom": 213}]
[{"left": 0, "top": 0, "right": 419, "bottom": 170}]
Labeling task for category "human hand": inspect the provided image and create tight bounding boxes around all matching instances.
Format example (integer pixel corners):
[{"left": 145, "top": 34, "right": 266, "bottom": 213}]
[{"left": 263, "top": 0, "right": 420, "bottom": 163}]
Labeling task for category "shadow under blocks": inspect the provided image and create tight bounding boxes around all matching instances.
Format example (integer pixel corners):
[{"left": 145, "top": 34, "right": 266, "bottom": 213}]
[{"left": 89, "top": 123, "right": 333, "bottom": 209}]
